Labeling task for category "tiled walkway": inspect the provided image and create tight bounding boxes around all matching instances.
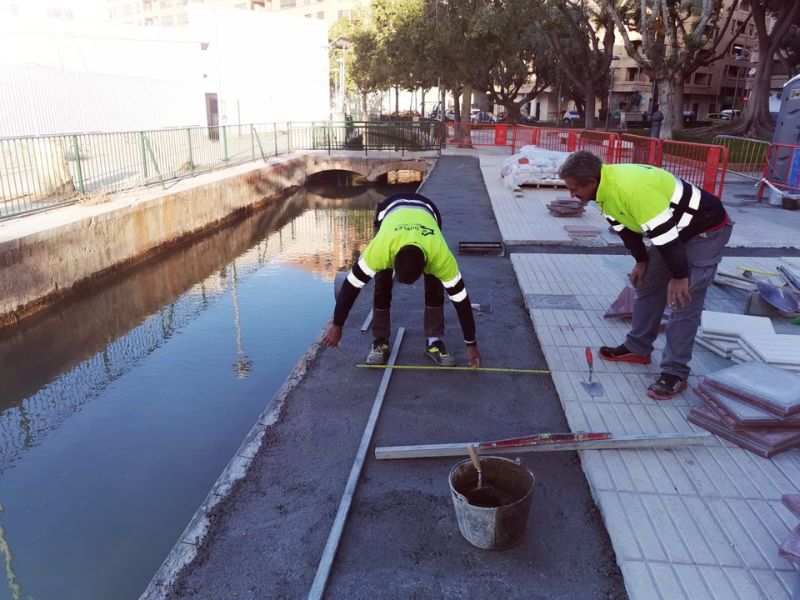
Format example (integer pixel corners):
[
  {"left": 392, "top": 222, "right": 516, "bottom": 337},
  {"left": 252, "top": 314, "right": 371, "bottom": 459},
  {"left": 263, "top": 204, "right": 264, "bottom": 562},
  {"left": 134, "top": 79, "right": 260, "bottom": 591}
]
[
  {"left": 471, "top": 150, "right": 800, "bottom": 599},
  {"left": 477, "top": 152, "right": 800, "bottom": 250}
]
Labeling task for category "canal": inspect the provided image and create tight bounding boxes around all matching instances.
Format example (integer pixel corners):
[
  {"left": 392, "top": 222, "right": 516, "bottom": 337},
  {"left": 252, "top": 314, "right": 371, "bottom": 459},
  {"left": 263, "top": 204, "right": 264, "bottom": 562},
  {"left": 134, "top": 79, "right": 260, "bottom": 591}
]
[{"left": 0, "top": 176, "right": 418, "bottom": 600}]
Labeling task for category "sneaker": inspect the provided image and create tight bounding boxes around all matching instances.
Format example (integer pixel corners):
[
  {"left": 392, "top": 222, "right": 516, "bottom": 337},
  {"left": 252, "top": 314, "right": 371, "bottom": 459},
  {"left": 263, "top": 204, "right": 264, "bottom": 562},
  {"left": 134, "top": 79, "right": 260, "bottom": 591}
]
[
  {"left": 424, "top": 340, "right": 457, "bottom": 367},
  {"left": 599, "top": 343, "right": 651, "bottom": 365},
  {"left": 366, "top": 339, "right": 390, "bottom": 365},
  {"left": 646, "top": 373, "right": 687, "bottom": 400}
]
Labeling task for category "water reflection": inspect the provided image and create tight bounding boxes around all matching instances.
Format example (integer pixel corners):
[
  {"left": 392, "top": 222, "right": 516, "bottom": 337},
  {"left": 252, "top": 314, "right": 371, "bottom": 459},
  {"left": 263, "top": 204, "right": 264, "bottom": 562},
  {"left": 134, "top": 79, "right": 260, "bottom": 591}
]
[
  {"left": 0, "top": 185, "right": 395, "bottom": 475},
  {"left": 0, "top": 180, "right": 415, "bottom": 600}
]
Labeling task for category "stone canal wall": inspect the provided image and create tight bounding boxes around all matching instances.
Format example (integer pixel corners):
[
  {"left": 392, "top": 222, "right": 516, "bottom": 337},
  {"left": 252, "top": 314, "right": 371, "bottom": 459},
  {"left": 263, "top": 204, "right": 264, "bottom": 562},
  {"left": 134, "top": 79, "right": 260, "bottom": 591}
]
[{"left": 0, "top": 154, "right": 433, "bottom": 326}]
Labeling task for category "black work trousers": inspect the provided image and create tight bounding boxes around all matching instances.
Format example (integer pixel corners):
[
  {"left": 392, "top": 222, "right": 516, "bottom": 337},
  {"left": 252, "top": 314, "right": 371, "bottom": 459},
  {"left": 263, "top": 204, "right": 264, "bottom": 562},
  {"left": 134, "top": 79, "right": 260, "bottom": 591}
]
[{"left": 372, "top": 271, "right": 445, "bottom": 341}]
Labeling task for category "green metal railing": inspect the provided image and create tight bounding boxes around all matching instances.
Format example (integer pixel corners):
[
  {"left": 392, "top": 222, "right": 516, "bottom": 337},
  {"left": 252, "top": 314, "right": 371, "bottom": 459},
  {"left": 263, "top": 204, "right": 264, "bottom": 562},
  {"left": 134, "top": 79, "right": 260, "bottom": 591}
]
[
  {"left": 711, "top": 135, "right": 769, "bottom": 181},
  {"left": 0, "top": 121, "right": 444, "bottom": 220}
]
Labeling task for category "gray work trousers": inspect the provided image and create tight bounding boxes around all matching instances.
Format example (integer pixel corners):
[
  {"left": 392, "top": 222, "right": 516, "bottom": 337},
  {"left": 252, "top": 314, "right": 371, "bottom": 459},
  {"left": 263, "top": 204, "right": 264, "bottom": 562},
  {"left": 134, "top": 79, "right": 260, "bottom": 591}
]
[{"left": 624, "top": 223, "right": 733, "bottom": 379}]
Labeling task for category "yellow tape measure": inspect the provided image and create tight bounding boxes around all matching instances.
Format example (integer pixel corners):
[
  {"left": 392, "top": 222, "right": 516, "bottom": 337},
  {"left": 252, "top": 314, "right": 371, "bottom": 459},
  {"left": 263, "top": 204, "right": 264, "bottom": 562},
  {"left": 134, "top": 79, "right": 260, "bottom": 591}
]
[{"left": 356, "top": 364, "right": 550, "bottom": 374}]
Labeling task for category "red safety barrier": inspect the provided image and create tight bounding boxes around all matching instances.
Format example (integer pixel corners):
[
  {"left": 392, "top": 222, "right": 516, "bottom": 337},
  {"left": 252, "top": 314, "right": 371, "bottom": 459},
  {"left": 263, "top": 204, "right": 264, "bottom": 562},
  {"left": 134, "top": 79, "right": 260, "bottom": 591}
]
[
  {"left": 510, "top": 125, "right": 538, "bottom": 153},
  {"left": 443, "top": 122, "right": 510, "bottom": 147},
  {"left": 511, "top": 126, "right": 577, "bottom": 154},
  {"left": 758, "top": 143, "right": 800, "bottom": 202},
  {"left": 660, "top": 140, "right": 728, "bottom": 197},
  {"left": 616, "top": 133, "right": 661, "bottom": 166},
  {"left": 576, "top": 130, "right": 619, "bottom": 164}
]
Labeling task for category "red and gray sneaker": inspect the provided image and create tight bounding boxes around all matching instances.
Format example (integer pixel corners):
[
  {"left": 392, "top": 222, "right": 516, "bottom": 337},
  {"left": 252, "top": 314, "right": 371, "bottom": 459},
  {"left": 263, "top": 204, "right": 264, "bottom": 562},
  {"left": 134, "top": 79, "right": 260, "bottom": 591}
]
[
  {"left": 599, "top": 343, "right": 651, "bottom": 365},
  {"left": 646, "top": 373, "right": 687, "bottom": 400}
]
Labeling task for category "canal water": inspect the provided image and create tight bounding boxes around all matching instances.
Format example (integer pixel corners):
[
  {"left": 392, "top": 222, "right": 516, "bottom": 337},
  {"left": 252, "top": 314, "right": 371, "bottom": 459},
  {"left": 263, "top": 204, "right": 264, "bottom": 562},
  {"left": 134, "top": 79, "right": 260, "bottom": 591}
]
[{"left": 0, "top": 177, "right": 418, "bottom": 600}]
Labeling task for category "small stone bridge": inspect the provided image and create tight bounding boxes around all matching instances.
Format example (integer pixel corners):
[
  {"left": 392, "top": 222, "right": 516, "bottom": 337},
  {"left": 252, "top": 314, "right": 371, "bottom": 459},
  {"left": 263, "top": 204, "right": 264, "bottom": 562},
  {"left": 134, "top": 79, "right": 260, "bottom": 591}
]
[{"left": 304, "top": 155, "right": 435, "bottom": 182}]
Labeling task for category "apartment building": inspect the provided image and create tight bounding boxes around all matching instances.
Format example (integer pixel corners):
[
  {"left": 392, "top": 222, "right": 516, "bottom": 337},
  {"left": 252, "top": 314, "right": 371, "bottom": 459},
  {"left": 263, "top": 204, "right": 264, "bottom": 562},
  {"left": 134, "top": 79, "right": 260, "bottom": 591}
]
[
  {"left": 609, "top": 0, "right": 787, "bottom": 120},
  {"left": 106, "top": 0, "right": 267, "bottom": 27},
  {"left": 262, "top": 0, "right": 365, "bottom": 22}
]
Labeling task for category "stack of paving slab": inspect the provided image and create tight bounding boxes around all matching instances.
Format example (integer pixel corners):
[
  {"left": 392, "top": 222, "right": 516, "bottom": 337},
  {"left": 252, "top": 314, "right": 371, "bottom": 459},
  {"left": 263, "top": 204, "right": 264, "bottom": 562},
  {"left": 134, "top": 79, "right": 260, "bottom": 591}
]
[
  {"left": 689, "top": 361, "right": 800, "bottom": 458},
  {"left": 694, "top": 310, "right": 800, "bottom": 370},
  {"left": 546, "top": 197, "right": 585, "bottom": 217},
  {"left": 779, "top": 494, "right": 800, "bottom": 600}
]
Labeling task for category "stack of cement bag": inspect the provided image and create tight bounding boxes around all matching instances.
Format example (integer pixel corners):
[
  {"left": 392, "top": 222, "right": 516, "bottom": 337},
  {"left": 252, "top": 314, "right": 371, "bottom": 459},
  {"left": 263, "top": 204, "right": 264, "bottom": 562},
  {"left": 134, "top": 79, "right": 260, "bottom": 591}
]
[
  {"left": 695, "top": 311, "right": 800, "bottom": 371},
  {"left": 688, "top": 362, "right": 800, "bottom": 457},
  {"left": 500, "top": 146, "right": 570, "bottom": 190}
]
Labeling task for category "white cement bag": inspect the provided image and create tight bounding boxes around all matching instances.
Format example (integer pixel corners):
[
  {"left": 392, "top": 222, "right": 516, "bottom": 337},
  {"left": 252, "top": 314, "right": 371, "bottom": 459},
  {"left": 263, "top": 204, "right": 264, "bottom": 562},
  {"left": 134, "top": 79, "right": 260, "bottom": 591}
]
[{"left": 501, "top": 145, "right": 570, "bottom": 189}]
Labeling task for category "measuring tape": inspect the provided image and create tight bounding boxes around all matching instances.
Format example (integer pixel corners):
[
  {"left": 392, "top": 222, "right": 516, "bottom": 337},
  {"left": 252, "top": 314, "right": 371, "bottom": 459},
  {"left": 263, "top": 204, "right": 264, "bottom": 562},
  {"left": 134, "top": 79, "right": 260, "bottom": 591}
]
[
  {"left": 356, "top": 364, "right": 550, "bottom": 374},
  {"left": 333, "top": 345, "right": 549, "bottom": 374}
]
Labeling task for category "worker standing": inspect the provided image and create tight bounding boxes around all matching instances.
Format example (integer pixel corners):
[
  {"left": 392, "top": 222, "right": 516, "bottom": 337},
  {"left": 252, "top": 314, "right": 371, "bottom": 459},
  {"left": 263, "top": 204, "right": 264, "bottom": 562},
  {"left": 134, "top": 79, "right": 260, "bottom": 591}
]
[
  {"left": 558, "top": 151, "right": 732, "bottom": 400},
  {"left": 322, "top": 192, "right": 482, "bottom": 368}
]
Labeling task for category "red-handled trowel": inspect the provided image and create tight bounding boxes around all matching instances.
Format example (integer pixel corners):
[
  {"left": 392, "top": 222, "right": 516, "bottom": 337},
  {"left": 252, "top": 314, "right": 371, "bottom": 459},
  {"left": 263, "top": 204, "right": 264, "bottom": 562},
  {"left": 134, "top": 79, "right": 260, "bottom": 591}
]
[{"left": 580, "top": 347, "right": 605, "bottom": 397}]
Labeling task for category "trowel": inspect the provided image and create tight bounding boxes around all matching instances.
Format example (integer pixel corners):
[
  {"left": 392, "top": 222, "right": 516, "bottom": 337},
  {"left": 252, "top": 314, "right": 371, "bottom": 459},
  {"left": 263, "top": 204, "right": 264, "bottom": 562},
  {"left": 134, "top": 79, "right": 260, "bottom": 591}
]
[{"left": 580, "top": 347, "right": 604, "bottom": 397}]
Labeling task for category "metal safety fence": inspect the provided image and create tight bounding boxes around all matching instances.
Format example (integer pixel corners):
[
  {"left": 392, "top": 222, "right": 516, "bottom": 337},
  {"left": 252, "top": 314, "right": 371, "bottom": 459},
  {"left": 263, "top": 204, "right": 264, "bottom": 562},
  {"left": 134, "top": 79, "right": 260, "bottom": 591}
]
[
  {"left": 511, "top": 126, "right": 728, "bottom": 196},
  {"left": 660, "top": 140, "right": 728, "bottom": 198},
  {"left": 0, "top": 120, "right": 444, "bottom": 220},
  {"left": 757, "top": 142, "right": 800, "bottom": 203},
  {"left": 712, "top": 135, "right": 769, "bottom": 182}
]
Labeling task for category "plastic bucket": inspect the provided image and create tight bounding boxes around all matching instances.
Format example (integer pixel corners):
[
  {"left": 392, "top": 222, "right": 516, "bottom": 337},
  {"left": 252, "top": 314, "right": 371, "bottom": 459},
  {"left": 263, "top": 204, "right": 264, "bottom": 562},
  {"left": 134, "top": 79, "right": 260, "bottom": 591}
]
[{"left": 449, "top": 456, "right": 535, "bottom": 550}]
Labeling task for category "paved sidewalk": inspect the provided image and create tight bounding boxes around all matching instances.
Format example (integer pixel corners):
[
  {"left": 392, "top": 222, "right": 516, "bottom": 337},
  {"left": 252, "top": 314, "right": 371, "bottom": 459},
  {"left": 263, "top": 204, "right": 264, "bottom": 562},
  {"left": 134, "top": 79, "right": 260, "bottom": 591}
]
[
  {"left": 468, "top": 146, "right": 800, "bottom": 599},
  {"left": 475, "top": 152, "right": 800, "bottom": 250}
]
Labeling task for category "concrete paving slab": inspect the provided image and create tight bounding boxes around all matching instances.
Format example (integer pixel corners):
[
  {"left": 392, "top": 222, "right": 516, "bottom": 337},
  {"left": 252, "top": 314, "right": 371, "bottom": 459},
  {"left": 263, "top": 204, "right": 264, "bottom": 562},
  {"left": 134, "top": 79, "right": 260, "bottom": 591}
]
[
  {"left": 477, "top": 150, "right": 800, "bottom": 251},
  {"left": 510, "top": 252, "right": 800, "bottom": 599}
]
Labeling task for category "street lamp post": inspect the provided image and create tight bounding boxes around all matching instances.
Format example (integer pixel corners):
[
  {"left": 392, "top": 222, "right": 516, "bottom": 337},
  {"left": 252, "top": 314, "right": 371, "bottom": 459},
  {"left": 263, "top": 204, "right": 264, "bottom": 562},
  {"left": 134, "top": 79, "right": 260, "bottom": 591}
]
[
  {"left": 605, "top": 55, "right": 620, "bottom": 131},
  {"left": 731, "top": 53, "right": 750, "bottom": 113}
]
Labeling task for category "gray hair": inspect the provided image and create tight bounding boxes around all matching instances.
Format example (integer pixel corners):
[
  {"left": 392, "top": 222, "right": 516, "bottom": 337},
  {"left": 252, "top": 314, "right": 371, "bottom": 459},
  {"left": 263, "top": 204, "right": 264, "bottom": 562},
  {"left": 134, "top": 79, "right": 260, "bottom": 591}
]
[{"left": 558, "top": 150, "right": 603, "bottom": 185}]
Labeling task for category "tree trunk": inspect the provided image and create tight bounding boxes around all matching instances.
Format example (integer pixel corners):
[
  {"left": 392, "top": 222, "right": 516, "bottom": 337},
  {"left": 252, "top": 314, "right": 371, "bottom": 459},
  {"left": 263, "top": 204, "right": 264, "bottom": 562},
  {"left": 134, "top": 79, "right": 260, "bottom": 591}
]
[
  {"left": 362, "top": 92, "right": 368, "bottom": 119},
  {"left": 453, "top": 90, "right": 461, "bottom": 122},
  {"left": 395, "top": 86, "right": 400, "bottom": 115},
  {"left": 457, "top": 83, "right": 473, "bottom": 147},
  {"left": 585, "top": 80, "right": 596, "bottom": 130},
  {"left": 506, "top": 103, "right": 521, "bottom": 123},
  {"left": 421, "top": 89, "right": 427, "bottom": 118},
  {"left": 732, "top": 37, "right": 776, "bottom": 139},
  {"left": 672, "top": 73, "right": 686, "bottom": 133},
  {"left": 657, "top": 79, "right": 677, "bottom": 140}
]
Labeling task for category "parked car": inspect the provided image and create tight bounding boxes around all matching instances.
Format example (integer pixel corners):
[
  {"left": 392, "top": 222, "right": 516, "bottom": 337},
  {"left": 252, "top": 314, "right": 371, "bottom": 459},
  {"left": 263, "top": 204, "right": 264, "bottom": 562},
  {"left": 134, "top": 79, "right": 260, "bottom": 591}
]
[
  {"left": 470, "top": 109, "right": 498, "bottom": 123},
  {"left": 683, "top": 110, "right": 696, "bottom": 122},
  {"left": 562, "top": 110, "right": 582, "bottom": 123},
  {"left": 704, "top": 110, "right": 740, "bottom": 122},
  {"left": 518, "top": 113, "right": 538, "bottom": 124}
]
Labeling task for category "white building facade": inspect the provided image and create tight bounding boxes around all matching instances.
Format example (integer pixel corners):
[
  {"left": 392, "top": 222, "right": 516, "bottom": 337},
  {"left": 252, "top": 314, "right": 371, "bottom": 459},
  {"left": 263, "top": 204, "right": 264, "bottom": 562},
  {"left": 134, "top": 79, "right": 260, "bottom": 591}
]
[{"left": 0, "top": 3, "right": 330, "bottom": 136}]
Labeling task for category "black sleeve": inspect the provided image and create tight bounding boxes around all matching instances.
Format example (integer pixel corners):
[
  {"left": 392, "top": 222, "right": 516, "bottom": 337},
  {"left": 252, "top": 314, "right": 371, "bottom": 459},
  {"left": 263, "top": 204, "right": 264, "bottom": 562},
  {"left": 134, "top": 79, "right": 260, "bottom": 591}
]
[
  {"left": 452, "top": 293, "right": 477, "bottom": 345},
  {"left": 618, "top": 229, "right": 649, "bottom": 263},
  {"left": 332, "top": 260, "right": 374, "bottom": 326},
  {"left": 332, "top": 278, "right": 362, "bottom": 327}
]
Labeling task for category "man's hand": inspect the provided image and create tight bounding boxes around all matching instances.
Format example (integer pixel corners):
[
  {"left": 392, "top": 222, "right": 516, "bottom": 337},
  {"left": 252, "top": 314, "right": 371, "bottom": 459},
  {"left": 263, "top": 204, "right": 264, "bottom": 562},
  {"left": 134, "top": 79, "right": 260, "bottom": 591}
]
[
  {"left": 629, "top": 261, "right": 648, "bottom": 287},
  {"left": 466, "top": 345, "right": 481, "bottom": 368},
  {"left": 667, "top": 277, "right": 691, "bottom": 309},
  {"left": 323, "top": 324, "right": 342, "bottom": 347}
]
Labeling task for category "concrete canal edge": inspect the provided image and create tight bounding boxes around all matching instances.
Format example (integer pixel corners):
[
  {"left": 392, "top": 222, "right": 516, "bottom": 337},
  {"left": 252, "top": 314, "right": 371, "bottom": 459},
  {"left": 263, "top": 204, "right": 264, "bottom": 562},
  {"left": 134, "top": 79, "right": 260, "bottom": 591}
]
[{"left": 0, "top": 153, "right": 435, "bottom": 327}]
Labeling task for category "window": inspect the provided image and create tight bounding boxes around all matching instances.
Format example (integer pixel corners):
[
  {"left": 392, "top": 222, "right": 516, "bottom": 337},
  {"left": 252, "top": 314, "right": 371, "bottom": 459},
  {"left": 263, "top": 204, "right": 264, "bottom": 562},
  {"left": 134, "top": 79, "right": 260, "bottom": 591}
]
[
  {"left": 159, "top": 0, "right": 172, "bottom": 7},
  {"left": 304, "top": 13, "right": 311, "bottom": 17},
  {"left": 625, "top": 67, "right": 638, "bottom": 82},
  {"left": 280, "top": 0, "right": 296, "bottom": 6},
  {"left": 338, "top": 9, "right": 352, "bottom": 20},
  {"left": 46, "top": 6, "right": 74, "bottom": 18},
  {"left": 0, "top": 2, "right": 19, "bottom": 14},
  {"left": 143, "top": 0, "right": 152, "bottom": 10},
  {"left": 727, "top": 65, "right": 740, "bottom": 77},
  {"left": 694, "top": 72, "right": 711, "bottom": 86},
  {"left": 317, "top": 11, "right": 323, "bottom": 18},
  {"left": 161, "top": 14, "right": 173, "bottom": 24},
  {"left": 177, "top": 12, "right": 188, "bottom": 23}
]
